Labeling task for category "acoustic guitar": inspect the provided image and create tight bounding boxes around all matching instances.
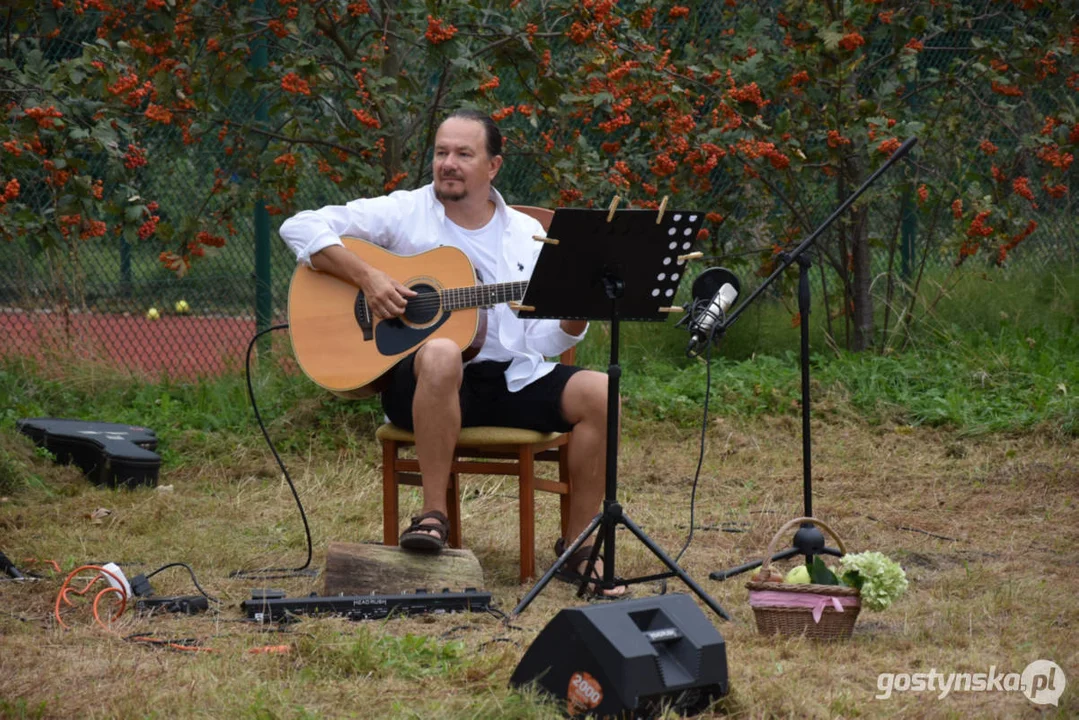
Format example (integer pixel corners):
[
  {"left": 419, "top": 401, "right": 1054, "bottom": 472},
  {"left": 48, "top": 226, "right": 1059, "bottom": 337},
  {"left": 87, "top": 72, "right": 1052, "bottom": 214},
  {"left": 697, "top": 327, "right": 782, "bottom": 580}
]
[{"left": 287, "top": 237, "right": 528, "bottom": 398}]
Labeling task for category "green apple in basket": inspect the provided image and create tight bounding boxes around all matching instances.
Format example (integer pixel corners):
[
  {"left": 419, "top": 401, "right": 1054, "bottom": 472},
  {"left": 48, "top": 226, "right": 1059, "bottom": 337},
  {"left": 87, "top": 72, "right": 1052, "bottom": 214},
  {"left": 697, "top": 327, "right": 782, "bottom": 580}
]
[
  {"left": 784, "top": 556, "right": 840, "bottom": 585},
  {"left": 784, "top": 564, "right": 811, "bottom": 584}
]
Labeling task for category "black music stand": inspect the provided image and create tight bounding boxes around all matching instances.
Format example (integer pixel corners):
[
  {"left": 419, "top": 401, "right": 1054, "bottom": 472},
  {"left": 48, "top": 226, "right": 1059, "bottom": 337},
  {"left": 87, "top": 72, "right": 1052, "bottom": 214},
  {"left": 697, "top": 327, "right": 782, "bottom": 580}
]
[{"left": 510, "top": 206, "right": 730, "bottom": 621}]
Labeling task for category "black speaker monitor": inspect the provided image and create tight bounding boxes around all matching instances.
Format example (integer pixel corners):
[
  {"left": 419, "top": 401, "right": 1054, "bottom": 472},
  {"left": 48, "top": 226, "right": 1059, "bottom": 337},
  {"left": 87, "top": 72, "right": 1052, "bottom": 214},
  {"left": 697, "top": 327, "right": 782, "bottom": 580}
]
[{"left": 510, "top": 594, "right": 728, "bottom": 718}]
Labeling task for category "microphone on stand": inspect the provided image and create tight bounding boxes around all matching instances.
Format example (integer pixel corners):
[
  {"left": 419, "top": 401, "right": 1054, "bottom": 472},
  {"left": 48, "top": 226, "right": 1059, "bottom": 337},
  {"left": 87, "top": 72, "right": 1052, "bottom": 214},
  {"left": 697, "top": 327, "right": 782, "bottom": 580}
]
[{"left": 684, "top": 267, "right": 740, "bottom": 358}]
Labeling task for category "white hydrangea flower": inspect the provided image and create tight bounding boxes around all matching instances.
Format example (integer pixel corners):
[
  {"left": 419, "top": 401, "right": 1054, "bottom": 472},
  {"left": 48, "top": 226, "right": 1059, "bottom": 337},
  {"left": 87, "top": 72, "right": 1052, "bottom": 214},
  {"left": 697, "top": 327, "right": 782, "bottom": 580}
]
[{"left": 839, "top": 551, "right": 908, "bottom": 611}]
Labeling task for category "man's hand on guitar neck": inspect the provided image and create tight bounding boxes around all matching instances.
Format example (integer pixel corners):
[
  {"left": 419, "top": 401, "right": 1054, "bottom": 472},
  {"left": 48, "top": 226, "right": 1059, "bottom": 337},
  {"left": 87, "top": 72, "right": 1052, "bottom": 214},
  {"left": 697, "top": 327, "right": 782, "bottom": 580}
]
[{"left": 311, "top": 245, "right": 416, "bottom": 320}]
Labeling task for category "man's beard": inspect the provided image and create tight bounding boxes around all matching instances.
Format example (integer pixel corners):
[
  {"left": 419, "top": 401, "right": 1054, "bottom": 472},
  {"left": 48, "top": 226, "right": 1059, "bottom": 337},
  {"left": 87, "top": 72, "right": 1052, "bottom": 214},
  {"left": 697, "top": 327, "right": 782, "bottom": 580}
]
[{"left": 435, "top": 177, "right": 467, "bottom": 202}]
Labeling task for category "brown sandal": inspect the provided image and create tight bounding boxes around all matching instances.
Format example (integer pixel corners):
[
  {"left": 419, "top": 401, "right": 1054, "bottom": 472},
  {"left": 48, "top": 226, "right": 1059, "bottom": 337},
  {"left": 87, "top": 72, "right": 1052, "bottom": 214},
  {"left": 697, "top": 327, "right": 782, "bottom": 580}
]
[
  {"left": 552, "top": 538, "right": 628, "bottom": 598},
  {"left": 399, "top": 510, "right": 449, "bottom": 552}
]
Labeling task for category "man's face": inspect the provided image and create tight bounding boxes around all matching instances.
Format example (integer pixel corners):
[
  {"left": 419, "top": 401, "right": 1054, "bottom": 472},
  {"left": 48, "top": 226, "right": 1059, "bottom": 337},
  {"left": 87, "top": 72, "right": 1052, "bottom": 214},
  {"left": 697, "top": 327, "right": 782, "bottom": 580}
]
[{"left": 432, "top": 117, "right": 502, "bottom": 204}]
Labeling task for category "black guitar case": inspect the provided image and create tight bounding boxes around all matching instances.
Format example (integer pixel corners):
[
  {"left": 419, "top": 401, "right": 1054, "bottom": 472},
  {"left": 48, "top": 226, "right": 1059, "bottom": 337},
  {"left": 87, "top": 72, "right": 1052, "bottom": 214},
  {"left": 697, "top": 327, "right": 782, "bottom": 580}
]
[{"left": 16, "top": 418, "right": 161, "bottom": 489}]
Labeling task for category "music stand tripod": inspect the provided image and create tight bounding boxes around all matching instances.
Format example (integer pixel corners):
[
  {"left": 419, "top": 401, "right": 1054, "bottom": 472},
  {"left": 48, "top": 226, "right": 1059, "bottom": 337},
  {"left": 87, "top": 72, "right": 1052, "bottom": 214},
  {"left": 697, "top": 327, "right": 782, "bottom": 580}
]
[
  {"left": 709, "top": 136, "right": 919, "bottom": 581},
  {"left": 510, "top": 206, "right": 730, "bottom": 621}
]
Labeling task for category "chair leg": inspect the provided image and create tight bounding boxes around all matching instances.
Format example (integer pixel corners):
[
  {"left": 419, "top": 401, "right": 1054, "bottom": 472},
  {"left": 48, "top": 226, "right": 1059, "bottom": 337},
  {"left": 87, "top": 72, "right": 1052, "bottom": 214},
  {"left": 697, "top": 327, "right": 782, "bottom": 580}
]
[
  {"left": 518, "top": 447, "right": 536, "bottom": 583},
  {"left": 446, "top": 471, "right": 462, "bottom": 548},
  {"left": 558, "top": 443, "right": 571, "bottom": 541},
  {"left": 382, "top": 440, "right": 399, "bottom": 546}
]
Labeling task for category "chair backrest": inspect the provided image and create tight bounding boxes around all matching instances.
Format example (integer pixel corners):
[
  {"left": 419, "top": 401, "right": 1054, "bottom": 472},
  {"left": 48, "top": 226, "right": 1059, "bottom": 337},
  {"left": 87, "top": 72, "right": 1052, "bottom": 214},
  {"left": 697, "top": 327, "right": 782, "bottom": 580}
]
[
  {"left": 509, "top": 205, "right": 574, "bottom": 365},
  {"left": 511, "top": 205, "right": 554, "bottom": 232}
]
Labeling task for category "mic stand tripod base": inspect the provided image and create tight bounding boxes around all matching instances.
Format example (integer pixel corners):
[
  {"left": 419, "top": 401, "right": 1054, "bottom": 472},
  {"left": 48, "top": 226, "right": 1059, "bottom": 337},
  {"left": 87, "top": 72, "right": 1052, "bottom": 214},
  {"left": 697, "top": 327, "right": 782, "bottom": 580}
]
[
  {"left": 708, "top": 522, "right": 841, "bottom": 581},
  {"left": 510, "top": 506, "right": 732, "bottom": 621}
]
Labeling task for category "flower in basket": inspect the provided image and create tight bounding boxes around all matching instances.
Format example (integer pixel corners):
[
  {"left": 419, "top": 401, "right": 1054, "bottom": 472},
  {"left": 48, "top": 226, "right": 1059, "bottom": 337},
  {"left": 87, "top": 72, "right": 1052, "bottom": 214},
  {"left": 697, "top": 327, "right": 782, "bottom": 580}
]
[{"left": 837, "top": 551, "right": 908, "bottom": 611}]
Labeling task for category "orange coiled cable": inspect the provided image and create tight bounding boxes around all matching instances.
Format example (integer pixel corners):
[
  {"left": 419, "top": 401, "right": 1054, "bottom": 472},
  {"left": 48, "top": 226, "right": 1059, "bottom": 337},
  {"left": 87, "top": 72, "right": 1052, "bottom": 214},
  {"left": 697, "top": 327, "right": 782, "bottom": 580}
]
[{"left": 53, "top": 564, "right": 128, "bottom": 631}]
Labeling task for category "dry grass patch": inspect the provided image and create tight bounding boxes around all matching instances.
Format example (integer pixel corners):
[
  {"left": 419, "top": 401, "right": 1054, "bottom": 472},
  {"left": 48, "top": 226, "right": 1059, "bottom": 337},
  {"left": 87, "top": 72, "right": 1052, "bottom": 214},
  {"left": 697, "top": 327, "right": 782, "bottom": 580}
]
[{"left": 1, "top": 417, "right": 1076, "bottom": 718}]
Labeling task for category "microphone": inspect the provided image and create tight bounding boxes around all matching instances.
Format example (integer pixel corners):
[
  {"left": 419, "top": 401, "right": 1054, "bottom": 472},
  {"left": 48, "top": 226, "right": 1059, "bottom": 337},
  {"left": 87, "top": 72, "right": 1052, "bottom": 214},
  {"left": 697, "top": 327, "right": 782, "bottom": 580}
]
[{"left": 685, "top": 267, "right": 740, "bottom": 358}]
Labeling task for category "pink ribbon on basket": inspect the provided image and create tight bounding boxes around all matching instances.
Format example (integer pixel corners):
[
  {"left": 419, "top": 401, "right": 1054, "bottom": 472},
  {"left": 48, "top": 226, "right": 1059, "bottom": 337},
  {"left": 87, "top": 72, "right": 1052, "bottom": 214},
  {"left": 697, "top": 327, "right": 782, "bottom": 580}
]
[{"left": 749, "top": 590, "right": 859, "bottom": 624}]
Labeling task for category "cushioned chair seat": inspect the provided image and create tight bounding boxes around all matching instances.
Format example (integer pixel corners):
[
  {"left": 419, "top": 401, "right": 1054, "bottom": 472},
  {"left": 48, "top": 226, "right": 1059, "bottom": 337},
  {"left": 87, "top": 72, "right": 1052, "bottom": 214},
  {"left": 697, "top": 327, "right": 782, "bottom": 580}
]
[{"left": 376, "top": 423, "right": 561, "bottom": 446}]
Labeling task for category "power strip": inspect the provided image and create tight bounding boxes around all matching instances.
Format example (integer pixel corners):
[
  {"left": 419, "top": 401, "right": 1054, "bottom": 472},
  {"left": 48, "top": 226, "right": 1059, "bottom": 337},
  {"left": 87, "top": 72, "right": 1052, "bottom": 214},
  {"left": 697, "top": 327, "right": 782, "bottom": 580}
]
[{"left": 136, "top": 595, "right": 209, "bottom": 614}]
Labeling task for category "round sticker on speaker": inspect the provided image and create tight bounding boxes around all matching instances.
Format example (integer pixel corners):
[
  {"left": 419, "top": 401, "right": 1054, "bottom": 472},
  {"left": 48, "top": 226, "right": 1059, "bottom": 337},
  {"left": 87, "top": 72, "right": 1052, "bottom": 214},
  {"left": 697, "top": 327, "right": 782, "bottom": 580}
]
[{"left": 567, "top": 671, "right": 604, "bottom": 714}]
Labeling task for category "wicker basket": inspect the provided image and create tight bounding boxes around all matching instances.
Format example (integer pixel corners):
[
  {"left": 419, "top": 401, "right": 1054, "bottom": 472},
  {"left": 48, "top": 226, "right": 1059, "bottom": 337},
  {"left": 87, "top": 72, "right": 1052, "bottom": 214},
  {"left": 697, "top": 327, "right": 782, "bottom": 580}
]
[{"left": 745, "top": 517, "right": 861, "bottom": 641}]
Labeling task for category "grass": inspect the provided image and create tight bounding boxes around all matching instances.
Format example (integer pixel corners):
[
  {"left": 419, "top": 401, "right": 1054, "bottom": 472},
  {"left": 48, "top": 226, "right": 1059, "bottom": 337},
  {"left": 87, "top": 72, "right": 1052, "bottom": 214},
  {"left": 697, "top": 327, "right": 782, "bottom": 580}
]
[
  {"left": 571, "top": 267, "right": 1079, "bottom": 434},
  {"left": 0, "top": 271, "right": 1076, "bottom": 718},
  {"left": 0, "top": 392, "right": 1075, "bottom": 717}
]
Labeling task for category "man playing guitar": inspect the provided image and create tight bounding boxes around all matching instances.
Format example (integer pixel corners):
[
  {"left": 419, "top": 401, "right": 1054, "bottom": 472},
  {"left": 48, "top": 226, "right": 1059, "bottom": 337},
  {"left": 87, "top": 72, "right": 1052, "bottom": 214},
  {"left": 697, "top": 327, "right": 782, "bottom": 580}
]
[{"left": 280, "top": 110, "right": 623, "bottom": 596}]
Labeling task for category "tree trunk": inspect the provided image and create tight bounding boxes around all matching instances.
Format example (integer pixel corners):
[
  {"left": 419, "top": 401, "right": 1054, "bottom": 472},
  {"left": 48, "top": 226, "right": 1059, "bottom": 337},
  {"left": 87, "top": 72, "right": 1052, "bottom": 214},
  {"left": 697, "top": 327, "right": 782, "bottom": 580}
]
[
  {"left": 324, "top": 542, "right": 485, "bottom": 595},
  {"left": 849, "top": 205, "right": 874, "bottom": 351},
  {"left": 378, "top": 0, "right": 402, "bottom": 184}
]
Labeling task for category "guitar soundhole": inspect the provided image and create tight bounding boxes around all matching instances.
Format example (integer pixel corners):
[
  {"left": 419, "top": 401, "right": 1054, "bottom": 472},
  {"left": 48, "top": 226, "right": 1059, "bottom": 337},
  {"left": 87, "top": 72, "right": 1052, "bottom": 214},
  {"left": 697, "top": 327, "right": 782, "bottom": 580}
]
[{"left": 403, "top": 283, "right": 440, "bottom": 326}]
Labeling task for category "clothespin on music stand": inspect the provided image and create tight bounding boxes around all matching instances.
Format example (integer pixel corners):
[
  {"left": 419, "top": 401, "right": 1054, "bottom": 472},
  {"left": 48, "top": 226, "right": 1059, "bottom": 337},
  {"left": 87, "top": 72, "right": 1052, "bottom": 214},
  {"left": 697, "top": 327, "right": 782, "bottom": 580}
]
[
  {"left": 656, "top": 196, "right": 669, "bottom": 224},
  {"left": 606, "top": 195, "right": 621, "bottom": 223}
]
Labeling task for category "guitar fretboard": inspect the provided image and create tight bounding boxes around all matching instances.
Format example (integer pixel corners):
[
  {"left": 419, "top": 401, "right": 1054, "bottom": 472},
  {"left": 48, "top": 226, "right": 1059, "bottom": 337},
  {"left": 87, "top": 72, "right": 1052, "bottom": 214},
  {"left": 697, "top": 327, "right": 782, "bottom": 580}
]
[{"left": 442, "top": 281, "right": 528, "bottom": 310}]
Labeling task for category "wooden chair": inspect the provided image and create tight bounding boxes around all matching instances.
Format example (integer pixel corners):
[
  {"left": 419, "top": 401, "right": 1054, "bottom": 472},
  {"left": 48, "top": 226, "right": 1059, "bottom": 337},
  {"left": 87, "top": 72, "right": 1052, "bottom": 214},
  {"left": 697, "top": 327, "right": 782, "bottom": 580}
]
[{"left": 377, "top": 206, "right": 573, "bottom": 582}]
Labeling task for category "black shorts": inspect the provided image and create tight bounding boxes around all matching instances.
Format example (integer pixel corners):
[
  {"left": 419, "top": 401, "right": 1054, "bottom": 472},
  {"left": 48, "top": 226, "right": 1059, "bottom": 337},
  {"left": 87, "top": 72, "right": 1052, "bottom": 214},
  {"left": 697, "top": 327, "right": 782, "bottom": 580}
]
[{"left": 381, "top": 356, "right": 584, "bottom": 433}]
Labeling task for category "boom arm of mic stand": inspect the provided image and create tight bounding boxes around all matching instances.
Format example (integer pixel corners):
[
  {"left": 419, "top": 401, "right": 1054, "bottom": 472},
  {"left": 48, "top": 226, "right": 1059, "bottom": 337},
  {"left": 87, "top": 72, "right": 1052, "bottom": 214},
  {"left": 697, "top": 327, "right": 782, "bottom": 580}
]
[{"left": 718, "top": 137, "right": 918, "bottom": 332}]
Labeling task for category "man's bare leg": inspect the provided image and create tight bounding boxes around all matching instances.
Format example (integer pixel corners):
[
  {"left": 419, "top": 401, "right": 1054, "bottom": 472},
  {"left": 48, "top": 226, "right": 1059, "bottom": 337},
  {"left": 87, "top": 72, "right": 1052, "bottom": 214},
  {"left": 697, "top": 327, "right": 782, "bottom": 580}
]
[
  {"left": 408, "top": 339, "right": 463, "bottom": 540},
  {"left": 560, "top": 369, "right": 625, "bottom": 595}
]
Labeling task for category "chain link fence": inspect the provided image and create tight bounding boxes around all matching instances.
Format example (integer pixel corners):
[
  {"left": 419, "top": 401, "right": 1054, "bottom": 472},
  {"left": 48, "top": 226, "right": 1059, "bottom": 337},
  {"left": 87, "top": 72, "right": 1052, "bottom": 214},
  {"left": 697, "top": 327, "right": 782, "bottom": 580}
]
[{"left": 1, "top": 5, "right": 1074, "bottom": 378}]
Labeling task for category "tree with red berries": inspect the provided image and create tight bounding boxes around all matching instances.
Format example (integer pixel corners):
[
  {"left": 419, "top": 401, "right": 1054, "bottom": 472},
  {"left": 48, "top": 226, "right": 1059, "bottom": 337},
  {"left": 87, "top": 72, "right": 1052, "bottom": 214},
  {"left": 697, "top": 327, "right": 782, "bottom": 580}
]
[{"left": 2, "top": 1, "right": 1074, "bottom": 349}]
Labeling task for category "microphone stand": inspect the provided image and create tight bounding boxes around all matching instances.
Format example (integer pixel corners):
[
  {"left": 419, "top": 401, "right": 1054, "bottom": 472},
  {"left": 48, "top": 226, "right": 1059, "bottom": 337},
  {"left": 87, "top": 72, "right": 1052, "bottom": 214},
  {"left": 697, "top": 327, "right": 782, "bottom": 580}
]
[{"left": 708, "top": 137, "right": 918, "bottom": 581}]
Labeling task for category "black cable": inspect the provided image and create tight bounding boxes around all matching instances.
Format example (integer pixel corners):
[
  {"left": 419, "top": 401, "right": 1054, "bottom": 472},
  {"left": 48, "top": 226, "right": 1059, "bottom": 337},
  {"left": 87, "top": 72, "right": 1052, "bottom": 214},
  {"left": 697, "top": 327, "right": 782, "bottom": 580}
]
[
  {"left": 438, "top": 624, "right": 477, "bottom": 640},
  {"left": 144, "top": 562, "right": 221, "bottom": 603},
  {"left": 479, "top": 637, "right": 523, "bottom": 650},
  {"left": 230, "top": 323, "right": 317, "bottom": 579},
  {"left": 673, "top": 311, "right": 723, "bottom": 567},
  {"left": 487, "top": 606, "right": 523, "bottom": 631},
  {"left": 0, "top": 550, "right": 27, "bottom": 579}
]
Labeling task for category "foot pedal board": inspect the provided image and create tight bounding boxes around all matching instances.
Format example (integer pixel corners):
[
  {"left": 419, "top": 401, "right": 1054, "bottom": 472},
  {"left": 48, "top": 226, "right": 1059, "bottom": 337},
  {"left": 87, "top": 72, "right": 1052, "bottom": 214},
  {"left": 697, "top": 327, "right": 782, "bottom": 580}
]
[
  {"left": 242, "top": 588, "right": 493, "bottom": 622},
  {"left": 16, "top": 417, "right": 161, "bottom": 489}
]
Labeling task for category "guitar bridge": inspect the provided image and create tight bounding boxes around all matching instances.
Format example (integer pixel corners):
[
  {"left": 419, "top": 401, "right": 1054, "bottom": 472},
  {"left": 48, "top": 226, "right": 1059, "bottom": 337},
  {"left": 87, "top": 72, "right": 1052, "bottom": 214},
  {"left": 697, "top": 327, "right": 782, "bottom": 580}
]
[{"left": 354, "top": 291, "right": 373, "bottom": 341}]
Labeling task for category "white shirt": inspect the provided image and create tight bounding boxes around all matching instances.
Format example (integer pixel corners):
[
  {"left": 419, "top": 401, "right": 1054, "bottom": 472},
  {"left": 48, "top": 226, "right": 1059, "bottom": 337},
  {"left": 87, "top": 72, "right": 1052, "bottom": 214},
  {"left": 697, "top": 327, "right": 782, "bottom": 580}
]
[
  {"left": 444, "top": 214, "right": 515, "bottom": 363},
  {"left": 278, "top": 184, "right": 586, "bottom": 391}
]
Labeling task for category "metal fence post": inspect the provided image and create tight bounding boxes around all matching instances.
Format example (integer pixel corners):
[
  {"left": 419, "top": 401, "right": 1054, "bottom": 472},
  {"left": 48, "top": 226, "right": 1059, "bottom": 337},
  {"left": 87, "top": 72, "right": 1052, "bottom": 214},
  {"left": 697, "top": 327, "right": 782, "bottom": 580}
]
[
  {"left": 120, "top": 234, "right": 132, "bottom": 297},
  {"left": 251, "top": 0, "right": 272, "bottom": 339}
]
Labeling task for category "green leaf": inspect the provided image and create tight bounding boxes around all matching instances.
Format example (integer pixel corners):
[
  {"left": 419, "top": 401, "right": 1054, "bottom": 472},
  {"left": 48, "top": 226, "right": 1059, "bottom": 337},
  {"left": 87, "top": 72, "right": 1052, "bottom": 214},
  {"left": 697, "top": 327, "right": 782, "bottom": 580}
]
[
  {"left": 591, "top": 92, "right": 614, "bottom": 108},
  {"left": 809, "top": 555, "right": 840, "bottom": 585},
  {"left": 819, "top": 29, "right": 845, "bottom": 51},
  {"left": 155, "top": 222, "right": 174, "bottom": 242},
  {"left": 125, "top": 204, "right": 146, "bottom": 222},
  {"left": 841, "top": 568, "right": 865, "bottom": 590},
  {"left": 91, "top": 123, "right": 118, "bottom": 148},
  {"left": 225, "top": 65, "right": 249, "bottom": 89}
]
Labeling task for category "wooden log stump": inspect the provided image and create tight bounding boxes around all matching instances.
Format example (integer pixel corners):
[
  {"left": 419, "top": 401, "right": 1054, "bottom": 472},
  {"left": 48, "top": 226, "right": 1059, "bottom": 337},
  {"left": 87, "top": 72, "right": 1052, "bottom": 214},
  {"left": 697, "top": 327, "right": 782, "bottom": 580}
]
[{"left": 324, "top": 542, "right": 485, "bottom": 596}]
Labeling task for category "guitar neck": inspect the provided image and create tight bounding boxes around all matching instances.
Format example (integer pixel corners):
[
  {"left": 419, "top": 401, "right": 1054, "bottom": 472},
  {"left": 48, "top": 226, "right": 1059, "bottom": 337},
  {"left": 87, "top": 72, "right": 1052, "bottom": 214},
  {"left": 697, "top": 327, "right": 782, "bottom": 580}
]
[{"left": 442, "top": 281, "right": 528, "bottom": 311}]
